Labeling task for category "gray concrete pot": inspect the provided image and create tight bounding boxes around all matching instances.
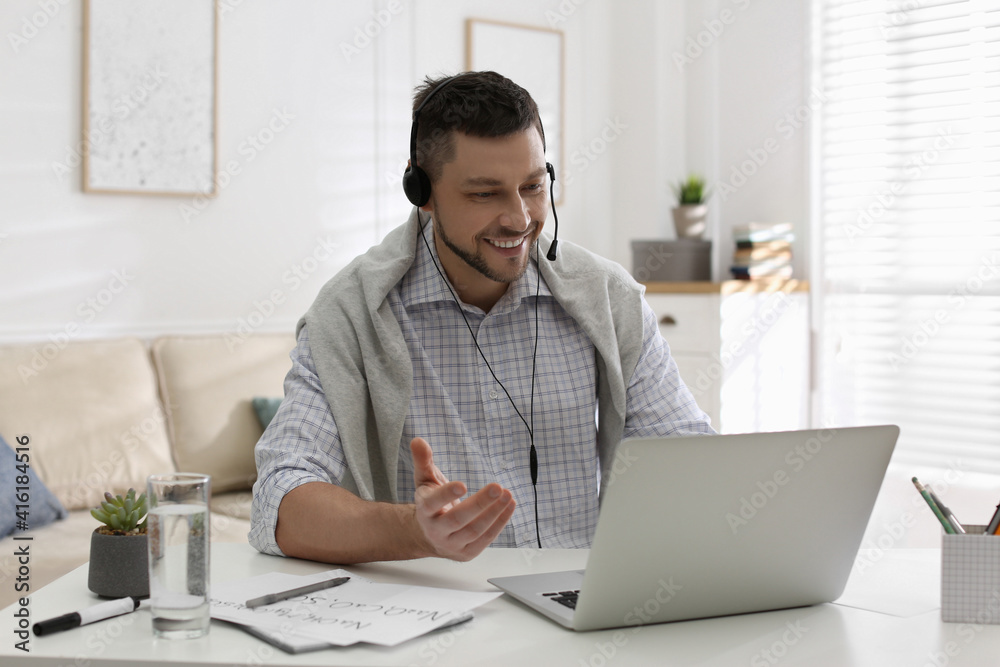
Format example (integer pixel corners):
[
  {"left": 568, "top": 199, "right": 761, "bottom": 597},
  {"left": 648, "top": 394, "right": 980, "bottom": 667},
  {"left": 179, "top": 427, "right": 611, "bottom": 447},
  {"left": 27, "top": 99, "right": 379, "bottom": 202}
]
[
  {"left": 672, "top": 204, "right": 708, "bottom": 239},
  {"left": 87, "top": 529, "right": 149, "bottom": 598}
]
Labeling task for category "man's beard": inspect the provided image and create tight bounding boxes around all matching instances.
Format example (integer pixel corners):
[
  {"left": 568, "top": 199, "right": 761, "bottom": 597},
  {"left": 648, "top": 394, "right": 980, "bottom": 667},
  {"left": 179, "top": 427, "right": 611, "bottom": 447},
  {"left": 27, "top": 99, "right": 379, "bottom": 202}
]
[{"left": 433, "top": 213, "right": 538, "bottom": 285}]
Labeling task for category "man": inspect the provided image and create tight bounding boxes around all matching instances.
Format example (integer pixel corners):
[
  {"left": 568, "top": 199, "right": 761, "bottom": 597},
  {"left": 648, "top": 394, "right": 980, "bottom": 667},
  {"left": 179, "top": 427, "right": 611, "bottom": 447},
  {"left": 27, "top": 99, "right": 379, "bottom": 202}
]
[{"left": 250, "top": 71, "right": 712, "bottom": 565}]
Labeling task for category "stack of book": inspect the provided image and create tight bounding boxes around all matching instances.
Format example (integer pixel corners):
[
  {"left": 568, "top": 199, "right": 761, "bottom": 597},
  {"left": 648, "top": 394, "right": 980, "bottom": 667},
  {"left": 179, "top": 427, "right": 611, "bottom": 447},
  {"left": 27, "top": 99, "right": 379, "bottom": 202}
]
[{"left": 730, "top": 223, "right": 794, "bottom": 280}]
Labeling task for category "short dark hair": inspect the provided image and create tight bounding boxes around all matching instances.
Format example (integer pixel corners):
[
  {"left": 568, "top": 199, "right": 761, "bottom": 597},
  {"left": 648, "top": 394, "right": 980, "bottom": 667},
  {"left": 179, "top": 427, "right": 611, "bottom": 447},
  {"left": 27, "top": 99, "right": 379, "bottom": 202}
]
[{"left": 412, "top": 71, "right": 545, "bottom": 182}]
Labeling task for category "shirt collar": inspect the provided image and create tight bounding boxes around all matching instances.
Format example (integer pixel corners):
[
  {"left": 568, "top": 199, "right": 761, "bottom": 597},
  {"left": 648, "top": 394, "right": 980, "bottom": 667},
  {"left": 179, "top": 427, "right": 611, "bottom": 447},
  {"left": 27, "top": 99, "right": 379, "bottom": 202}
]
[{"left": 399, "top": 218, "right": 552, "bottom": 314}]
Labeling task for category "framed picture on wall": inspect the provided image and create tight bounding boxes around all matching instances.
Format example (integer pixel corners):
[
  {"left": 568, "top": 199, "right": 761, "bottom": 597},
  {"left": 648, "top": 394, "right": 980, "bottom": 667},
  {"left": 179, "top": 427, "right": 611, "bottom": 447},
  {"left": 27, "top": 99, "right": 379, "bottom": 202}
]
[
  {"left": 466, "top": 18, "right": 564, "bottom": 203},
  {"left": 83, "top": 0, "right": 218, "bottom": 196}
]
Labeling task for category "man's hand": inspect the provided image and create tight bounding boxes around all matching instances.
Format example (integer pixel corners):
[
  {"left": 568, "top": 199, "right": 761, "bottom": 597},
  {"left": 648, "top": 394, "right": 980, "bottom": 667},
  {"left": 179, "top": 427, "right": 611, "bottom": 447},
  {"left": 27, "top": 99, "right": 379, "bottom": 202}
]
[{"left": 410, "top": 437, "right": 516, "bottom": 561}]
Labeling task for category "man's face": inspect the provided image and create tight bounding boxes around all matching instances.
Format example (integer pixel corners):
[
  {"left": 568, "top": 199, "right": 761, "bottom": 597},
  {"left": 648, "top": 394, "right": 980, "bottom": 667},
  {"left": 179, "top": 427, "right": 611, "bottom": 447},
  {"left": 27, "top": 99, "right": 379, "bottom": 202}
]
[{"left": 422, "top": 129, "right": 549, "bottom": 303}]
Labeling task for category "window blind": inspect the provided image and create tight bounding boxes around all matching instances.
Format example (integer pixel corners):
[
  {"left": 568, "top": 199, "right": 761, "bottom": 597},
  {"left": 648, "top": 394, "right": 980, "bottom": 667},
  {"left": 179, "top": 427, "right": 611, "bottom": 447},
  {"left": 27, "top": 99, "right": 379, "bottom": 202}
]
[{"left": 815, "top": 0, "right": 1000, "bottom": 472}]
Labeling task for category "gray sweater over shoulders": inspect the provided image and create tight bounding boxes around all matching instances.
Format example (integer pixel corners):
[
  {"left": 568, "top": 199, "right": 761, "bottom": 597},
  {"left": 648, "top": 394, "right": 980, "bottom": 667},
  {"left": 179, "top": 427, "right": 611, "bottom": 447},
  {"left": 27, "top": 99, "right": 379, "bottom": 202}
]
[{"left": 298, "top": 207, "right": 646, "bottom": 503}]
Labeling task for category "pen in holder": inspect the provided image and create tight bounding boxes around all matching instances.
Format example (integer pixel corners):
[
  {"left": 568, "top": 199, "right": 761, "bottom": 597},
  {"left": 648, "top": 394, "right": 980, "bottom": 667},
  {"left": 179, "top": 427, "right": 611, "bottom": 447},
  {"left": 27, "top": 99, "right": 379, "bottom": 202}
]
[{"left": 941, "top": 525, "right": 1000, "bottom": 624}]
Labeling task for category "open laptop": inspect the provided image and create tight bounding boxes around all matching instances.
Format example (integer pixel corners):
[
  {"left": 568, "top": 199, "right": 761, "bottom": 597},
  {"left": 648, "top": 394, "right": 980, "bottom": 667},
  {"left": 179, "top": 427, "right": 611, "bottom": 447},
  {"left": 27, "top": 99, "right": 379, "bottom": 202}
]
[{"left": 488, "top": 425, "right": 899, "bottom": 631}]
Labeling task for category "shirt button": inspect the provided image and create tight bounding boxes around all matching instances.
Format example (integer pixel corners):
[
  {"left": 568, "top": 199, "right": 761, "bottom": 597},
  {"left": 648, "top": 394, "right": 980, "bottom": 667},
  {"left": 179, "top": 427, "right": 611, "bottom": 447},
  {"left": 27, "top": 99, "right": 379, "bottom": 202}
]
[{"left": 489, "top": 389, "right": 499, "bottom": 399}]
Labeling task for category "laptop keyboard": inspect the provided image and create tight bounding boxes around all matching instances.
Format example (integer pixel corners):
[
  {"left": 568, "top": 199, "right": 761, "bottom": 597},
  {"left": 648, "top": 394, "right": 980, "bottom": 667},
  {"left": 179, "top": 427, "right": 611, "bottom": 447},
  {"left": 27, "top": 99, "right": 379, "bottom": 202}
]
[{"left": 543, "top": 590, "right": 580, "bottom": 610}]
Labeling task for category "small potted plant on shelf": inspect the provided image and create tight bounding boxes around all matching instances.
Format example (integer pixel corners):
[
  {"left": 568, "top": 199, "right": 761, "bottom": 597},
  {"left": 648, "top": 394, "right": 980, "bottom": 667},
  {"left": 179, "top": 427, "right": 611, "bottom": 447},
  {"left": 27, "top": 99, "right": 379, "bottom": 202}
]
[
  {"left": 88, "top": 488, "right": 149, "bottom": 598},
  {"left": 671, "top": 174, "right": 710, "bottom": 239}
]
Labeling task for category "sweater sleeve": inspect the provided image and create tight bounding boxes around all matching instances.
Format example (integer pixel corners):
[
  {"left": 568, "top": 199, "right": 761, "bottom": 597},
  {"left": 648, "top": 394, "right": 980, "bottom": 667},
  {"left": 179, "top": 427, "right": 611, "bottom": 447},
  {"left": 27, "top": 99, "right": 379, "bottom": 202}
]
[{"left": 249, "top": 325, "right": 350, "bottom": 556}]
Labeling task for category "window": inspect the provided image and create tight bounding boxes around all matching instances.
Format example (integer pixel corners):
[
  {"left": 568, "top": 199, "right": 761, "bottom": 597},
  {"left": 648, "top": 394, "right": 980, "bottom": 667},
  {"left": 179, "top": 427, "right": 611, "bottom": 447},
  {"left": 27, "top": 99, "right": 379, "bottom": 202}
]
[{"left": 815, "top": 0, "right": 1000, "bottom": 472}]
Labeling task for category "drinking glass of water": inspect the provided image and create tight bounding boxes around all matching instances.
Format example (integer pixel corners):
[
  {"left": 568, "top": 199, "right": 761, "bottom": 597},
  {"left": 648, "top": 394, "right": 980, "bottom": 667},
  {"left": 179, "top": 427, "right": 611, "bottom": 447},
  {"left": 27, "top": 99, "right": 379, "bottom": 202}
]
[{"left": 146, "top": 473, "right": 211, "bottom": 639}]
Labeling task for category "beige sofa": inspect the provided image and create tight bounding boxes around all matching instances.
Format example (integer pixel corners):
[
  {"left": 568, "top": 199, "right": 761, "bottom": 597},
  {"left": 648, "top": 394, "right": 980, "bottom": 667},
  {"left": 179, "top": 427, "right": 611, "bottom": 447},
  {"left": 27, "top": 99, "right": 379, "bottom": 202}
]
[{"left": 0, "top": 333, "right": 295, "bottom": 610}]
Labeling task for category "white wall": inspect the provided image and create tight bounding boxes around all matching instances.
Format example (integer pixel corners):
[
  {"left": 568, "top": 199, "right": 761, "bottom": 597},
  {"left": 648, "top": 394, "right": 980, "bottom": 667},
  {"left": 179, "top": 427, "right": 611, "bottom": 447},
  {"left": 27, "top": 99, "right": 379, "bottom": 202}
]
[
  {"left": 0, "top": 0, "right": 809, "bottom": 344},
  {"left": 608, "top": 0, "right": 687, "bottom": 265},
  {"left": 682, "top": 0, "right": 811, "bottom": 279}
]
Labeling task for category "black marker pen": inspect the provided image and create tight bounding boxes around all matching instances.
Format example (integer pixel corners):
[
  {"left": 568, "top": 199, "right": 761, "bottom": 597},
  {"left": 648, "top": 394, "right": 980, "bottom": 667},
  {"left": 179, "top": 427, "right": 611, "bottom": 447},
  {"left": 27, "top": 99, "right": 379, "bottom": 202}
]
[{"left": 33, "top": 596, "right": 142, "bottom": 636}]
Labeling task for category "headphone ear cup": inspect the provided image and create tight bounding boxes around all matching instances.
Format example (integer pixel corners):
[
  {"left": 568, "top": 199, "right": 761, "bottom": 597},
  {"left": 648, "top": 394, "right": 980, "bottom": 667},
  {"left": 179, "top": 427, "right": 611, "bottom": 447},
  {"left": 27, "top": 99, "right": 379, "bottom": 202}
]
[{"left": 402, "top": 165, "right": 432, "bottom": 207}]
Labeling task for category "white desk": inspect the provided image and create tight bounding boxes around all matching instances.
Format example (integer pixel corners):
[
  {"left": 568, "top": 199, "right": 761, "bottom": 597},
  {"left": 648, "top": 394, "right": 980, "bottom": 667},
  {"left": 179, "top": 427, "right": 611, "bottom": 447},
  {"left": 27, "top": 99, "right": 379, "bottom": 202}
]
[{"left": 3, "top": 543, "right": 999, "bottom": 666}]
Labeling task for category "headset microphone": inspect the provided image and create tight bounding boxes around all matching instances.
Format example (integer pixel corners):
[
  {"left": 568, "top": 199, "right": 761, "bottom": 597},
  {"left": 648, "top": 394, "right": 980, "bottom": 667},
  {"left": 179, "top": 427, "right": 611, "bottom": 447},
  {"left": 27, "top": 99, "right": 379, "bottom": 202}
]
[{"left": 545, "top": 162, "right": 559, "bottom": 261}]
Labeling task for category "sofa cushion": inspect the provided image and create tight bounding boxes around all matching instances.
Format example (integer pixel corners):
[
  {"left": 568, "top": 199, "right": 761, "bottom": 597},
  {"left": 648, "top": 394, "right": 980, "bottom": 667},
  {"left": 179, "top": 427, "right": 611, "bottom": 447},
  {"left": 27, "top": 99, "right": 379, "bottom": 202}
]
[
  {"left": 0, "top": 338, "right": 176, "bottom": 511},
  {"left": 0, "top": 433, "right": 68, "bottom": 537},
  {"left": 151, "top": 335, "right": 294, "bottom": 494},
  {"left": 212, "top": 490, "right": 252, "bottom": 523}
]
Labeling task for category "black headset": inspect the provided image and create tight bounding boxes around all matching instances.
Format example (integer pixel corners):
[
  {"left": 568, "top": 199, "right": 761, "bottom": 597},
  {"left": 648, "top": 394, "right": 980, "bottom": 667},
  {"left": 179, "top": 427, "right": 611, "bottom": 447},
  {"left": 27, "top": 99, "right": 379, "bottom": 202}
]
[
  {"left": 402, "top": 73, "right": 562, "bottom": 547},
  {"left": 402, "top": 73, "right": 560, "bottom": 261}
]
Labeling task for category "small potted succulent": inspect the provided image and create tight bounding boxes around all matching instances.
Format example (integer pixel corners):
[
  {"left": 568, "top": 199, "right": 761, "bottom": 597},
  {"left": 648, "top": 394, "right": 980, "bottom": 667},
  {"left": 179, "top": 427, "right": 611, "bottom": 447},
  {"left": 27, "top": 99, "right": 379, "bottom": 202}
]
[
  {"left": 87, "top": 488, "right": 149, "bottom": 598},
  {"left": 671, "top": 174, "right": 710, "bottom": 239}
]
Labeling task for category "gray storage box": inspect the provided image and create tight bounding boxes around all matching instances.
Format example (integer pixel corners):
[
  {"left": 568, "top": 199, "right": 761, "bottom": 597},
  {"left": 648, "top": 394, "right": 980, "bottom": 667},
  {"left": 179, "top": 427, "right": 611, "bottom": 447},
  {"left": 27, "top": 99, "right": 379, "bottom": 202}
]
[{"left": 631, "top": 239, "right": 712, "bottom": 282}]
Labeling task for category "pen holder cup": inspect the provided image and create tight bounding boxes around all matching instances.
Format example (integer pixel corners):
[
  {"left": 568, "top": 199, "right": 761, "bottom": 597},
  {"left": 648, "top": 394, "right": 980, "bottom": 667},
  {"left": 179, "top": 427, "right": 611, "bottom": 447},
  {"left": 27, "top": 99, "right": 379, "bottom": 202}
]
[{"left": 941, "top": 525, "right": 1000, "bottom": 624}]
